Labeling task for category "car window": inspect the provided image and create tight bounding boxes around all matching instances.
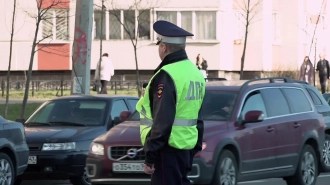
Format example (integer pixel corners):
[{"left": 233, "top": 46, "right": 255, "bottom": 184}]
[
  {"left": 201, "top": 91, "right": 238, "bottom": 121},
  {"left": 241, "top": 91, "right": 268, "bottom": 118},
  {"left": 323, "top": 94, "right": 330, "bottom": 105},
  {"left": 128, "top": 110, "right": 140, "bottom": 121},
  {"left": 127, "top": 99, "right": 138, "bottom": 111},
  {"left": 307, "top": 89, "right": 322, "bottom": 105},
  {"left": 26, "top": 100, "right": 108, "bottom": 126},
  {"left": 282, "top": 88, "right": 312, "bottom": 113},
  {"left": 260, "top": 88, "right": 291, "bottom": 117},
  {"left": 111, "top": 100, "right": 129, "bottom": 120}
]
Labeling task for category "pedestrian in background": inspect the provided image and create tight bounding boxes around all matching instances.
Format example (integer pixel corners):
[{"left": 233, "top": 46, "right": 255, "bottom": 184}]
[
  {"left": 94, "top": 53, "right": 114, "bottom": 94},
  {"left": 316, "top": 53, "right": 330, "bottom": 94},
  {"left": 196, "top": 54, "right": 208, "bottom": 79},
  {"left": 299, "top": 56, "right": 314, "bottom": 84},
  {"left": 136, "top": 20, "right": 206, "bottom": 185}
]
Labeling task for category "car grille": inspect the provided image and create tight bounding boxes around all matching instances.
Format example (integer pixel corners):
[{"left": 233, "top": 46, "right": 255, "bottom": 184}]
[{"left": 109, "top": 146, "right": 144, "bottom": 161}]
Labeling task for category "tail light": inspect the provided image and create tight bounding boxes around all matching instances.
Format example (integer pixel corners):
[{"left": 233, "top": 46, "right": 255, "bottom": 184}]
[{"left": 321, "top": 116, "right": 326, "bottom": 130}]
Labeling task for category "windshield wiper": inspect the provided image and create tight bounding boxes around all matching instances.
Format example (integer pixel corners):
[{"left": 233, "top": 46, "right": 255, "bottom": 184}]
[
  {"left": 25, "top": 122, "right": 52, "bottom": 126},
  {"left": 48, "top": 121, "right": 86, "bottom": 126}
]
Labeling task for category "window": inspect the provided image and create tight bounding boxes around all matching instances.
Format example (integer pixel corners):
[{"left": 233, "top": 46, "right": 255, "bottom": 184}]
[
  {"left": 110, "top": 100, "right": 129, "bottom": 119},
  {"left": 241, "top": 92, "right": 268, "bottom": 118},
  {"left": 303, "top": 13, "right": 310, "bottom": 43},
  {"left": 26, "top": 100, "right": 108, "bottom": 126},
  {"left": 156, "top": 11, "right": 217, "bottom": 41},
  {"left": 307, "top": 89, "right": 322, "bottom": 105},
  {"left": 42, "top": 9, "right": 69, "bottom": 41},
  {"left": 233, "top": 11, "right": 244, "bottom": 40},
  {"left": 109, "top": 10, "right": 121, "bottom": 39},
  {"left": 107, "top": 9, "right": 151, "bottom": 40},
  {"left": 272, "top": 12, "right": 280, "bottom": 43},
  {"left": 201, "top": 91, "right": 238, "bottom": 121},
  {"left": 127, "top": 99, "right": 139, "bottom": 111},
  {"left": 282, "top": 88, "right": 312, "bottom": 113},
  {"left": 261, "top": 88, "right": 291, "bottom": 117},
  {"left": 128, "top": 110, "right": 140, "bottom": 121},
  {"left": 94, "top": 10, "right": 106, "bottom": 40}
]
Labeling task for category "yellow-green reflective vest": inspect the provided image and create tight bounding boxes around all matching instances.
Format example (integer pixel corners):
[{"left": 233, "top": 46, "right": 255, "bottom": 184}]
[{"left": 136, "top": 59, "right": 206, "bottom": 150}]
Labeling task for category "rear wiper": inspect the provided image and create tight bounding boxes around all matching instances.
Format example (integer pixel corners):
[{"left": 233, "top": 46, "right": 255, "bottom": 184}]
[
  {"left": 25, "top": 122, "right": 52, "bottom": 126},
  {"left": 48, "top": 121, "right": 86, "bottom": 126}
]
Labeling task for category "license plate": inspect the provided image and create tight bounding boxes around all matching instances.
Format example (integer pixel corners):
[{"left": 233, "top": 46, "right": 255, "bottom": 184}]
[
  {"left": 112, "top": 163, "right": 144, "bottom": 172},
  {"left": 28, "top": 156, "right": 37, "bottom": 164}
]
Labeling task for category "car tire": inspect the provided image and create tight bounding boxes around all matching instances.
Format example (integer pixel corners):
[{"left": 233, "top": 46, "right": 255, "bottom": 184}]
[
  {"left": 0, "top": 152, "right": 15, "bottom": 185},
  {"left": 321, "top": 134, "right": 330, "bottom": 172},
  {"left": 70, "top": 167, "right": 91, "bottom": 185},
  {"left": 285, "top": 144, "right": 318, "bottom": 185},
  {"left": 212, "top": 149, "right": 238, "bottom": 185},
  {"left": 13, "top": 178, "right": 22, "bottom": 185}
]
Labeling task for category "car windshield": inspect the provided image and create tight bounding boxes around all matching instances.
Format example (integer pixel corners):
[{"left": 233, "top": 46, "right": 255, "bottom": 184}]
[
  {"left": 25, "top": 99, "right": 108, "bottom": 126},
  {"left": 201, "top": 91, "right": 238, "bottom": 121},
  {"left": 125, "top": 91, "right": 237, "bottom": 122}
]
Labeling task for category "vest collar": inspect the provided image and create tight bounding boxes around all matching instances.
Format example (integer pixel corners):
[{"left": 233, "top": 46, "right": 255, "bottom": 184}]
[{"left": 154, "top": 50, "right": 188, "bottom": 74}]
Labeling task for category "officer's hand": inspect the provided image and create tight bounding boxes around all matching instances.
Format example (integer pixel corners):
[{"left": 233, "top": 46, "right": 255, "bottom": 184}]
[{"left": 143, "top": 163, "right": 155, "bottom": 174}]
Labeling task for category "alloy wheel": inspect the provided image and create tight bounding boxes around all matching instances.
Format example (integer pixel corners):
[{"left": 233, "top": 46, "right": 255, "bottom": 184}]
[
  {"left": 0, "top": 159, "right": 12, "bottom": 185},
  {"left": 301, "top": 151, "right": 316, "bottom": 185},
  {"left": 219, "top": 157, "right": 236, "bottom": 185},
  {"left": 83, "top": 167, "right": 91, "bottom": 185},
  {"left": 323, "top": 140, "right": 330, "bottom": 167}
]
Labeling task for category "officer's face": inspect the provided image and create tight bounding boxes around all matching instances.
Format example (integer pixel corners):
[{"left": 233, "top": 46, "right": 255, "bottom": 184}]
[{"left": 158, "top": 42, "right": 167, "bottom": 60}]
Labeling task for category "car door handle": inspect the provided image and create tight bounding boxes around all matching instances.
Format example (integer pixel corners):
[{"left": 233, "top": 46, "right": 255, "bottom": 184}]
[
  {"left": 266, "top": 127, "right": 274, "bottom": 132},
  {"left": 293, "top": 122, "right": 301, "bottom": 128}
]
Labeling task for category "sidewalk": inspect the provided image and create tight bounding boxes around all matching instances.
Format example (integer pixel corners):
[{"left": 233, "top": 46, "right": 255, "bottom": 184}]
[{"left": 0, "top": 99, "right": 48, "bottom": 104}]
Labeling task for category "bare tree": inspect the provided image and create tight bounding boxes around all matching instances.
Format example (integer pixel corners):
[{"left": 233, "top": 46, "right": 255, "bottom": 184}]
[
  {"left": 4, "top": 0, "right": 17, "bottom": 119},
  {"left": 234, "top": 0, "right": 262, "bottom": 79},
  {"left": 98, "top": 0, "right": 162, "bottom": 97},
  {"left": 20, "top": 0, "right": 70, "bottom": 119}
]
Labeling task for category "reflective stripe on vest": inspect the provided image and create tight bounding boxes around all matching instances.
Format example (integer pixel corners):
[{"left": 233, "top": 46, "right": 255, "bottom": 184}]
[{"left": 140, "top": 117, "right": 197, "bottom": 127}]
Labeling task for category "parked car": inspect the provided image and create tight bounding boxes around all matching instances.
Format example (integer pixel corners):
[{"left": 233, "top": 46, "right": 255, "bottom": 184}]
[
  {"left": 291, "top": 80, "right": 330, "bottom": 172},
  {"left": 14, "top": 95, "right": 139, "bottom": 185},
  {"left": 0, "top": 116, "right": 29, "bottom": 185},
  {"left": 86, "top": 77, "right": 326, "bottom": 185}
]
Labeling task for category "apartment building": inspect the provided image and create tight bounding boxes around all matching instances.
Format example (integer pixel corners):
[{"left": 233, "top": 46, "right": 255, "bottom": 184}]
[{"left": 0, "top": 0, "right": 329, "bottom": 79}]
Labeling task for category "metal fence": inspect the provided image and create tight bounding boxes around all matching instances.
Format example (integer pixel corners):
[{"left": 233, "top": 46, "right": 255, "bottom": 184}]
[{"left": 0, "top": 79, "right": 147, "bottom": 97}]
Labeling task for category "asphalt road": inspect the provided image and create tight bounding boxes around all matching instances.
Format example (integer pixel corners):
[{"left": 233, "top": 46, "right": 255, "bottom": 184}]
[{"left": 19, "top": 173, "right": 330, "bottom": 185}]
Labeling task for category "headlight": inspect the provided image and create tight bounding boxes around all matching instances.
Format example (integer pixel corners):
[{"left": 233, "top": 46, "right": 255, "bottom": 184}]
[
  {"left": 90, "top": 143, "right": 104, "bottom": 155},
  {"left": 42, "top": 142, "right": 76, "bottom": 151}
]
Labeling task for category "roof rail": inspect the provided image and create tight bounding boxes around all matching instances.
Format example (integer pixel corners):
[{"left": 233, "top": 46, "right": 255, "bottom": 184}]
[
  {"left": 240, "top": 77, "right": 293, "bottom": 90},
  {"left": 205, "top": 78, "right": 227, "bottom": 82},
  {"left": 291, "top": 80, "right": 309, "bottom": 84}
]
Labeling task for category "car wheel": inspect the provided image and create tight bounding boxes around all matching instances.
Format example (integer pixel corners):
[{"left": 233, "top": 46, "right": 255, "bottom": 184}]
[
  {"left": 0, "top": 152, "right": 15, "bottom": 185},
  {"left": 70, "top": 167, "right": 91, "bottom": 185},
  {"left": 321, "top": 134, "right": 330, "bottom": 172},
  {"left": 285, "top": 144, "right": 318, "bottom": 185},
  {"left": 212, "top": 149, "right": 238, "bottom": 185}
]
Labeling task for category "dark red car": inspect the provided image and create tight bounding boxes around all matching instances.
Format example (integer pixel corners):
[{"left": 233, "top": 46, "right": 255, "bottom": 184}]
[{"left": 86, "top": 78, "right": 326, "bottom": 185}]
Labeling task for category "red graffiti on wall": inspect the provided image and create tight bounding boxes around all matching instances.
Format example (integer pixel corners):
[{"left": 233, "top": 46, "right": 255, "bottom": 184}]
[{"left": 73, "top": 27, "right": 87, "bottom": 65}]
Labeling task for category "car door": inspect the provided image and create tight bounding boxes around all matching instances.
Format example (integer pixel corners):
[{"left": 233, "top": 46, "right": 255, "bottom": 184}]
[
  {"left": 278, "top": 87, "right": 313, "bottom": 166},
  {"left": 260, "top": 87, "right": 298, "bottom": 169},
  {"left": 238, "top": 90, "right": 278, "bottom": 173},
  {"left": 110, "top": 99, "right": 129, "bottom": 125}
]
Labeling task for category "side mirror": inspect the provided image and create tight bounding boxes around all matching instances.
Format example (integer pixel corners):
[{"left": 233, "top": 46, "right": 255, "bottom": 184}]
[
  {"left": 15, "top": 118, "right": 25, "bottom": 124},
  {"left": 120, "top": 111, "right": 132, "bottom": 122},
  {"left": 242, "top": 110, "right": 264, "bottom": 124}
]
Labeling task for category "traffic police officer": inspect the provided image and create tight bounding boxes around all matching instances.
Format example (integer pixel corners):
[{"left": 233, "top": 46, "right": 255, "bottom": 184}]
[{"left": 136, "top": 20, "right": 206, "bottom": 185}]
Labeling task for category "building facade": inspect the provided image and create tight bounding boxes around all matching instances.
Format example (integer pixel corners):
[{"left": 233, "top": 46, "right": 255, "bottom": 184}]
[{"left": 0, "top": 0, "right": 329, "bottom": 80}]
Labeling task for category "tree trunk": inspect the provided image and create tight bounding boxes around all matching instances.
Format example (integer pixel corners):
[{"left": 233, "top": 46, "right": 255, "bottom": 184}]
[
  {"left": 4, "top": 0, "right": 17, "bottom": 119},
  {"left": 240, "top": 25, "right": 249, "bottom": 80},
  {"left": 133, "top": 45, "right": 141, "bottom": 97},
  {"left": 20, "top": 19, "right": 40, "bottom": 119}
]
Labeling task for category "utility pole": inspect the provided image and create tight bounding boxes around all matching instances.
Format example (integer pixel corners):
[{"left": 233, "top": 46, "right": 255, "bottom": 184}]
[
  {"left": 71, "top": 0, "right": 94, "bottom": 95},
  {"left": 97, "top": 0, "right": 105, "bottom": 94}
]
